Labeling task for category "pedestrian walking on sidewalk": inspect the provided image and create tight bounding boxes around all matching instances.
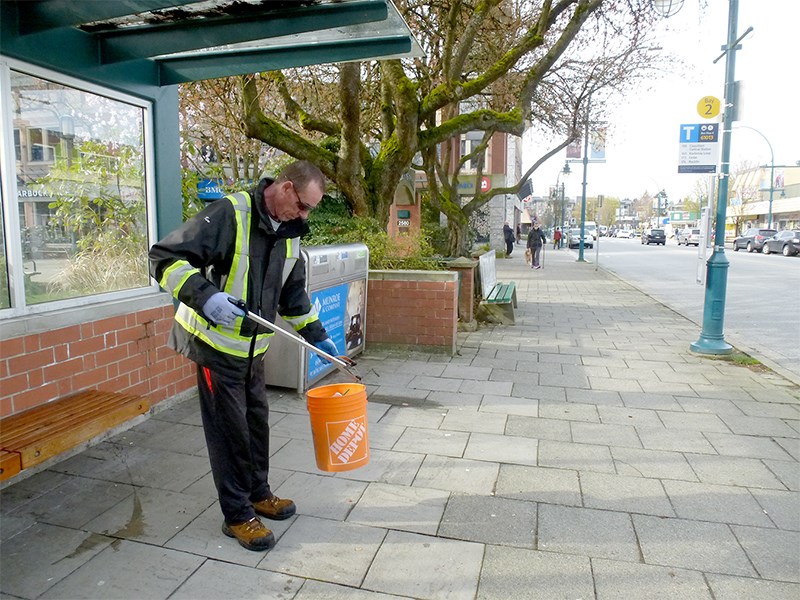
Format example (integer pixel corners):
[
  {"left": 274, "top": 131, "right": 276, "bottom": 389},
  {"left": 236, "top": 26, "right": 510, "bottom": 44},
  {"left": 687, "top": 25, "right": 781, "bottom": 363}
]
[
  {"left": 149, "top": 160, "right": 338, "bottom": 553},
  {"left": 527, "top": 222, "right": 547, "bottom": 269},
  {"left": 503, "top": 221, "right": 515, "bottom": 256},
  {"left": 553, "top": 227, "right": 562, "bottom": 249}
]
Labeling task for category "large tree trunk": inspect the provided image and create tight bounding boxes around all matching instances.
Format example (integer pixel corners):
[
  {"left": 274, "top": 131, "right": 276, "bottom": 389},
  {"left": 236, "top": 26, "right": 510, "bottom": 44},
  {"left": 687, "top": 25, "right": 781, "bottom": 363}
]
[
  {"left": 338, "top": 63, "right": 368, "bottom": 216},
  {"left": 446, "top": 220, "right": 469, "bottom": 257}
]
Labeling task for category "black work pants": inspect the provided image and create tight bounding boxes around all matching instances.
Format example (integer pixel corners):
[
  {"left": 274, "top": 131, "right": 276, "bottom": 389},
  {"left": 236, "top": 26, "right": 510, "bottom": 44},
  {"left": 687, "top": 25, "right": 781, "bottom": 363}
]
[
  {"left": 505, "top": 239, "right": 514, "bottom": 256},
  {"left": 196, "top": 358, "right": 271, "bottom": 524}
]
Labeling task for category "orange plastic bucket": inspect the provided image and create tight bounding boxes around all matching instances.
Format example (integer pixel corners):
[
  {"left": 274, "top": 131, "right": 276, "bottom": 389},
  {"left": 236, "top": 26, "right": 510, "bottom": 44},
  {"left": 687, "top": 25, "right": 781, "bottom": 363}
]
[{"left": 306, "top": 383, "right": 369, "bottom": 472}]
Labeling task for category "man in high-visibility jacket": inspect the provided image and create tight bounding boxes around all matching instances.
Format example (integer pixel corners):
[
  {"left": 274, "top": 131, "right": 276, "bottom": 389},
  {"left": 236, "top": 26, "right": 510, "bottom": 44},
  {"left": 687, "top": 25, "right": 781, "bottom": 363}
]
[{"left": 149, "top": 160, "right": 338, "bottom": 552}]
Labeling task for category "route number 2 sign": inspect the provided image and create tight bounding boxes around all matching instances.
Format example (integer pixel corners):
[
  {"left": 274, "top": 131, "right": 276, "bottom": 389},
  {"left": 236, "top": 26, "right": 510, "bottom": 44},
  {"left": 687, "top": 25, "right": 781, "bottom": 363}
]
[{"left": 697, "top": 96, "right": 720, "bottom": 120}]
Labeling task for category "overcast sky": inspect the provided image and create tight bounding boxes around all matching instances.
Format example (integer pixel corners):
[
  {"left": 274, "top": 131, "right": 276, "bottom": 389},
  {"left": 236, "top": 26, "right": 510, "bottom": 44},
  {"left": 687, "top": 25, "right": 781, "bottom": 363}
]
[{"left": 524, "top": 0, "right": 799, "bottom": 204}]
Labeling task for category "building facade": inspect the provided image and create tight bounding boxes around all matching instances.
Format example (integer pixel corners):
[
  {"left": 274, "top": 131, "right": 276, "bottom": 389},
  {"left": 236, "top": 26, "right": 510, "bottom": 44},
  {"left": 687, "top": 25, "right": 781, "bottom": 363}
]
[
  {"left": 413, "top": 130, "right": 524, "bottom": 253},
  {"left": 729, "top": 165, "right": 800, "bottom": 232}
]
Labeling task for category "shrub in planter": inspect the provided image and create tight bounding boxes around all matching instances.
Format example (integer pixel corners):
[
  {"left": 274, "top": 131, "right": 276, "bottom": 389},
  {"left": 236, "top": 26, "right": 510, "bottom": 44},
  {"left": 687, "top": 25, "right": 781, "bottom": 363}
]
[{"left": 305, "top": 198, "right": 443, "bottom": 271}]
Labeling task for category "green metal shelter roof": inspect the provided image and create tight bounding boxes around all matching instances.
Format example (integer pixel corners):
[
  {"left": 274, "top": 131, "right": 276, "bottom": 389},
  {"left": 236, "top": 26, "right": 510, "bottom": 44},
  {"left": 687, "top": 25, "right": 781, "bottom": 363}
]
[{"left": 1, "top": 0, "right": 422, "bottom": 87}]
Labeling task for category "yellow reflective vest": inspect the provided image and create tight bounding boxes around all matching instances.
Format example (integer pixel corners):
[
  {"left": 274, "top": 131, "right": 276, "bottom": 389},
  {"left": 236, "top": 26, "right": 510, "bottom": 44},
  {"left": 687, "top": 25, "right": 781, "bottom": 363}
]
[{"left": 149, "top": 182, "right": 326, "bottom": 374}]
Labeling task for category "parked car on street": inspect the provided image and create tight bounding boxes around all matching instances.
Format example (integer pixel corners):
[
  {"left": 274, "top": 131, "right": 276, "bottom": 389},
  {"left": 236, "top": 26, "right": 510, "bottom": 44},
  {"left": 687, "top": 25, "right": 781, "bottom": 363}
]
[
  {"left": 732, "top": 228, "right": 777, "bottom": 252},
  {"left": 678, "top": 228, "right": 701, "bottom": 246},
  {"left": 641, "top": 228, "right": 666, "bottom": 245},
  {"left": 762, "top": 230, "right": 800, "bottom": 256},
  {"left": 567, "top": 228, "right": 593, "bottom": 249},
  {"left": 615, "top": 229, "right": 633, "bottom": 238}
]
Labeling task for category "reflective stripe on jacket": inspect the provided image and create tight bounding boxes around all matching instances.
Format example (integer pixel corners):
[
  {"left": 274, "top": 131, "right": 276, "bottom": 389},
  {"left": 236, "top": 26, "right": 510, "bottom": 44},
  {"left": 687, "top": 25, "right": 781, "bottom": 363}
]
[
  {"left": 173, "top": 192, "right": 271, "bottom": 359},
  {"left": 149, "top": 179, "right": 328, "bottom": 375}
]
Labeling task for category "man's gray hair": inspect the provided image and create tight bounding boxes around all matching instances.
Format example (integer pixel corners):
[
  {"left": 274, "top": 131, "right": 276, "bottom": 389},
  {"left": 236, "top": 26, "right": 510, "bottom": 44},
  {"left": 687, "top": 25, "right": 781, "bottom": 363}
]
[{"left": 277, "top": 160, "right": 325, "bottom": 194}]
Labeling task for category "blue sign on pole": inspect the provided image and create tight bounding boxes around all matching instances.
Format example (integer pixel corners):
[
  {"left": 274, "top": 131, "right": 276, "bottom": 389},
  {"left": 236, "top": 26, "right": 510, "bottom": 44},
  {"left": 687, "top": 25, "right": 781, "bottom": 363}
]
[{"left": 678, "top": 124, "right": 720, "bottom": 174}]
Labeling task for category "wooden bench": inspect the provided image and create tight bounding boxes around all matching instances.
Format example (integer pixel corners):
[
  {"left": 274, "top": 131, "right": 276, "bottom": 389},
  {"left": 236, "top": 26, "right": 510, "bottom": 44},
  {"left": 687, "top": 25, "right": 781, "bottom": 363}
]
[
  {"left": 0, "top": 390, "right": 149, "bottom": 482},
  {"left": 475, "top": 251, "right": 517, "bottom": 324}
]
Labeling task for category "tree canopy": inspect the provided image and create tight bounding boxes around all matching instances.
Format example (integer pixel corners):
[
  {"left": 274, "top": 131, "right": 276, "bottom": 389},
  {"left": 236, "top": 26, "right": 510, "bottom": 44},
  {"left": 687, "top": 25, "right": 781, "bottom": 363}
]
[{"left": 183, "top": 0, "right": 666, "bottom": 255}]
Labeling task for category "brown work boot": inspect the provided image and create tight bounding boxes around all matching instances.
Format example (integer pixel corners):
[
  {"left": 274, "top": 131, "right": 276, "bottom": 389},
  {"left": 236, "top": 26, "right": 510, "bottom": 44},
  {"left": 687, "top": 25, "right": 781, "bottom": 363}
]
[
  {"left": 253, "top": 495, "right": 296, "bottom": 520},
  {"left": 221, "top": 517, "right": 275, "bottom": 551}
]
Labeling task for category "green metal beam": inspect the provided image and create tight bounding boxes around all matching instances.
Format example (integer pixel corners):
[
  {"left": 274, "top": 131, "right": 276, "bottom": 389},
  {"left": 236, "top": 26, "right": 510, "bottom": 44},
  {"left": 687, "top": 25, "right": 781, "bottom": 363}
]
[
  {"left": 2, "top": 1, "right": 421, "bottom": 89},
  {"left": 157, "top": 35, "right": 412, "bottom": 84},
  {"left": 16, "top": 0, "right": 200, "bottom": 35},
  {"left": 1, "top": 3, "right": 162, "bottom": 90},
  {"left": 98, "top": 0, "right": 388, "bottom": 64}
]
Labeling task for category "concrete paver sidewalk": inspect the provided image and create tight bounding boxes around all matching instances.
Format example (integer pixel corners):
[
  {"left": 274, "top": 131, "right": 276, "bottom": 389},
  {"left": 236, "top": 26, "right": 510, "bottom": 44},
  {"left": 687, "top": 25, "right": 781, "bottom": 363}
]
[{"left": 1, "top": 247, "right": 798, "bottom": 599}]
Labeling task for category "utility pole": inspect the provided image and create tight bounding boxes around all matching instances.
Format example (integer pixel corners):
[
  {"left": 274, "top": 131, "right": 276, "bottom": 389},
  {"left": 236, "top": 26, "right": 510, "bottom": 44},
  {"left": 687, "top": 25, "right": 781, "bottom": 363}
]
[
  {"left": 560, "top": 183, "right": 566, "bottom": 248},
  {"left": 555, "top": 162, "right": 570, "bottom": 248},
  {"left": 577, "top": 95, "right": 591, "bottom": 262}
]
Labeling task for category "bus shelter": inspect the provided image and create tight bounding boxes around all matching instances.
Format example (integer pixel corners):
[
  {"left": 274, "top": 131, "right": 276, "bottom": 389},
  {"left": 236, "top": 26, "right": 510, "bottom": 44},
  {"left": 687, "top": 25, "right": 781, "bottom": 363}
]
[{"left": 0, "top": 1, "right": 420, "bottom": 445}]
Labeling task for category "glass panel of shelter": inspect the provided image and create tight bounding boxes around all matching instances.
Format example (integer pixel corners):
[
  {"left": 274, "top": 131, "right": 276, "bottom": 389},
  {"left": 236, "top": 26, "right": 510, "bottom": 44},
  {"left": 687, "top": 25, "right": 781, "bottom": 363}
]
[{"left": 9, "top": 70, "right": 150, "bottom": 306}]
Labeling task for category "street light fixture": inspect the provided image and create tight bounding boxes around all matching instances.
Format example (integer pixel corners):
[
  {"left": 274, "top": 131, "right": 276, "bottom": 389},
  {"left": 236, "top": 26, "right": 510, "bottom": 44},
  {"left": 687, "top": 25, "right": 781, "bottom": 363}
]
[
  {"left": 652, "top": 0, "right": 684, "bottom": 17},
  {"left": 734, "top": 124, "right": 774, "bottom": 229}
]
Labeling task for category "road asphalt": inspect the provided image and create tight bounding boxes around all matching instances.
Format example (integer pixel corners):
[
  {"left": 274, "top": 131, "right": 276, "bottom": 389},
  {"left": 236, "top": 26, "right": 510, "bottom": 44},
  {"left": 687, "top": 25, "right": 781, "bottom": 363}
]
[
  {"left": 591, "top": 236, "right": 800, "bottom": 386},
  {"left": 1, "top": 246, "right": 798, "bottom": 599}
]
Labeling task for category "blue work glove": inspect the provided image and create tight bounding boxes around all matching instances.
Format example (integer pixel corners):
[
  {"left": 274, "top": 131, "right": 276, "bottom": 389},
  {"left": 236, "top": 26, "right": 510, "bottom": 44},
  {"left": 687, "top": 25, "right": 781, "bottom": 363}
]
[
  {"left": 202, "top": 292, "right": 244, "bottom": 326},
  {"left": 313, "top": 338, "right": 339, "bottom": 362}
]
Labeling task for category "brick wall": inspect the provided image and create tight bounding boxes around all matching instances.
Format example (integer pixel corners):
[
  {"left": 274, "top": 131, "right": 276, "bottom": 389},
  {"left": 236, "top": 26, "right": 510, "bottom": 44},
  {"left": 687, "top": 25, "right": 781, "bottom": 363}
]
[
  {"left": 1, "top": 269, "right": 460, "bottom": 418},
  {"left": 0, "top": 304, "right": 194, "bottom": 418},
  {"left": 446, "top": 261, "right": 478, "bottom": 323},
  {"left": 366, "top": 270, "right": 458, "bottom": 353}
]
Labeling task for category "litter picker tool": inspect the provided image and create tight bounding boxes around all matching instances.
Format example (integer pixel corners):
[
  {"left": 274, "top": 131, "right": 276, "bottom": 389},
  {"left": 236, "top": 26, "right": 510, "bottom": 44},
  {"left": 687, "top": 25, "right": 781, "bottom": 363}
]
[{"left": 228, "top": 298, "right": 361, "bottom": 382}]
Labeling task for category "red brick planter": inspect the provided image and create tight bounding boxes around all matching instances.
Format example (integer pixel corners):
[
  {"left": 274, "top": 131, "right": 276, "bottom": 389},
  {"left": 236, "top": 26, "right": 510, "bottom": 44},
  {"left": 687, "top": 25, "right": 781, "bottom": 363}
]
[{"left": 366, "top": 270, "right": 458, "bottom": 354}]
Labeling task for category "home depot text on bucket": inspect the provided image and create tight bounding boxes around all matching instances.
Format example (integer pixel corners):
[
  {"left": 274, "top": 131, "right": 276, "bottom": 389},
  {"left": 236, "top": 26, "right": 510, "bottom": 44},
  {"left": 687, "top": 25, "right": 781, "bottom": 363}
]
[{"left": 330, "top": 419, "right": 367, "bottom": 463}]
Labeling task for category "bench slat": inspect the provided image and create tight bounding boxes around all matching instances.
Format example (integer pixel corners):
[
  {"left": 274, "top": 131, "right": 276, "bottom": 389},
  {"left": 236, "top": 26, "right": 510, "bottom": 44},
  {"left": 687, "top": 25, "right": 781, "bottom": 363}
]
[
  {"left": 502, "top": 281, "right": 516, "bottom": 304},
  {"left": 0, "top": 390, "right": 149, "bottom": 478},
  {"left": 0, "top": 391, "right": 138, "bottom": 442},
  {"left": 0, "top": 390, "right": 126, "bottom": 427},
  {"left": 486, "top": 281, "right": 516, "bottom": 304},
  {"left": 2, "top": 396, "right": 147, "bottom": 449}
]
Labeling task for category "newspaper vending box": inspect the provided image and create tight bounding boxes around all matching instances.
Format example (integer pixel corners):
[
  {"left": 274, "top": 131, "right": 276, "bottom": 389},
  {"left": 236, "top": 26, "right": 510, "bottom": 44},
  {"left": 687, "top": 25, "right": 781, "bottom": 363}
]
[{"left": 264, "top": 243, "right": 368, "bottom": 391}]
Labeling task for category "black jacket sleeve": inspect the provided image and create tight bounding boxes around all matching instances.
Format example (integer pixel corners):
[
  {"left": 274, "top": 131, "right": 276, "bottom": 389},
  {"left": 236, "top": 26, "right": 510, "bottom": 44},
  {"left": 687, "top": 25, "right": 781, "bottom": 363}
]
[{"left": 148, "top": 200, "right": 236, "bottom": 313}]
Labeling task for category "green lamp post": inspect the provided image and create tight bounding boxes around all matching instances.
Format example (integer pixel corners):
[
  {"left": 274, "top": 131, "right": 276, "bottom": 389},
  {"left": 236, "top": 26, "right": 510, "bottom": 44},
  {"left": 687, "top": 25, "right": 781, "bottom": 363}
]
[{"left": 691, "top": 0, "right": 748, "bottom": 355}]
